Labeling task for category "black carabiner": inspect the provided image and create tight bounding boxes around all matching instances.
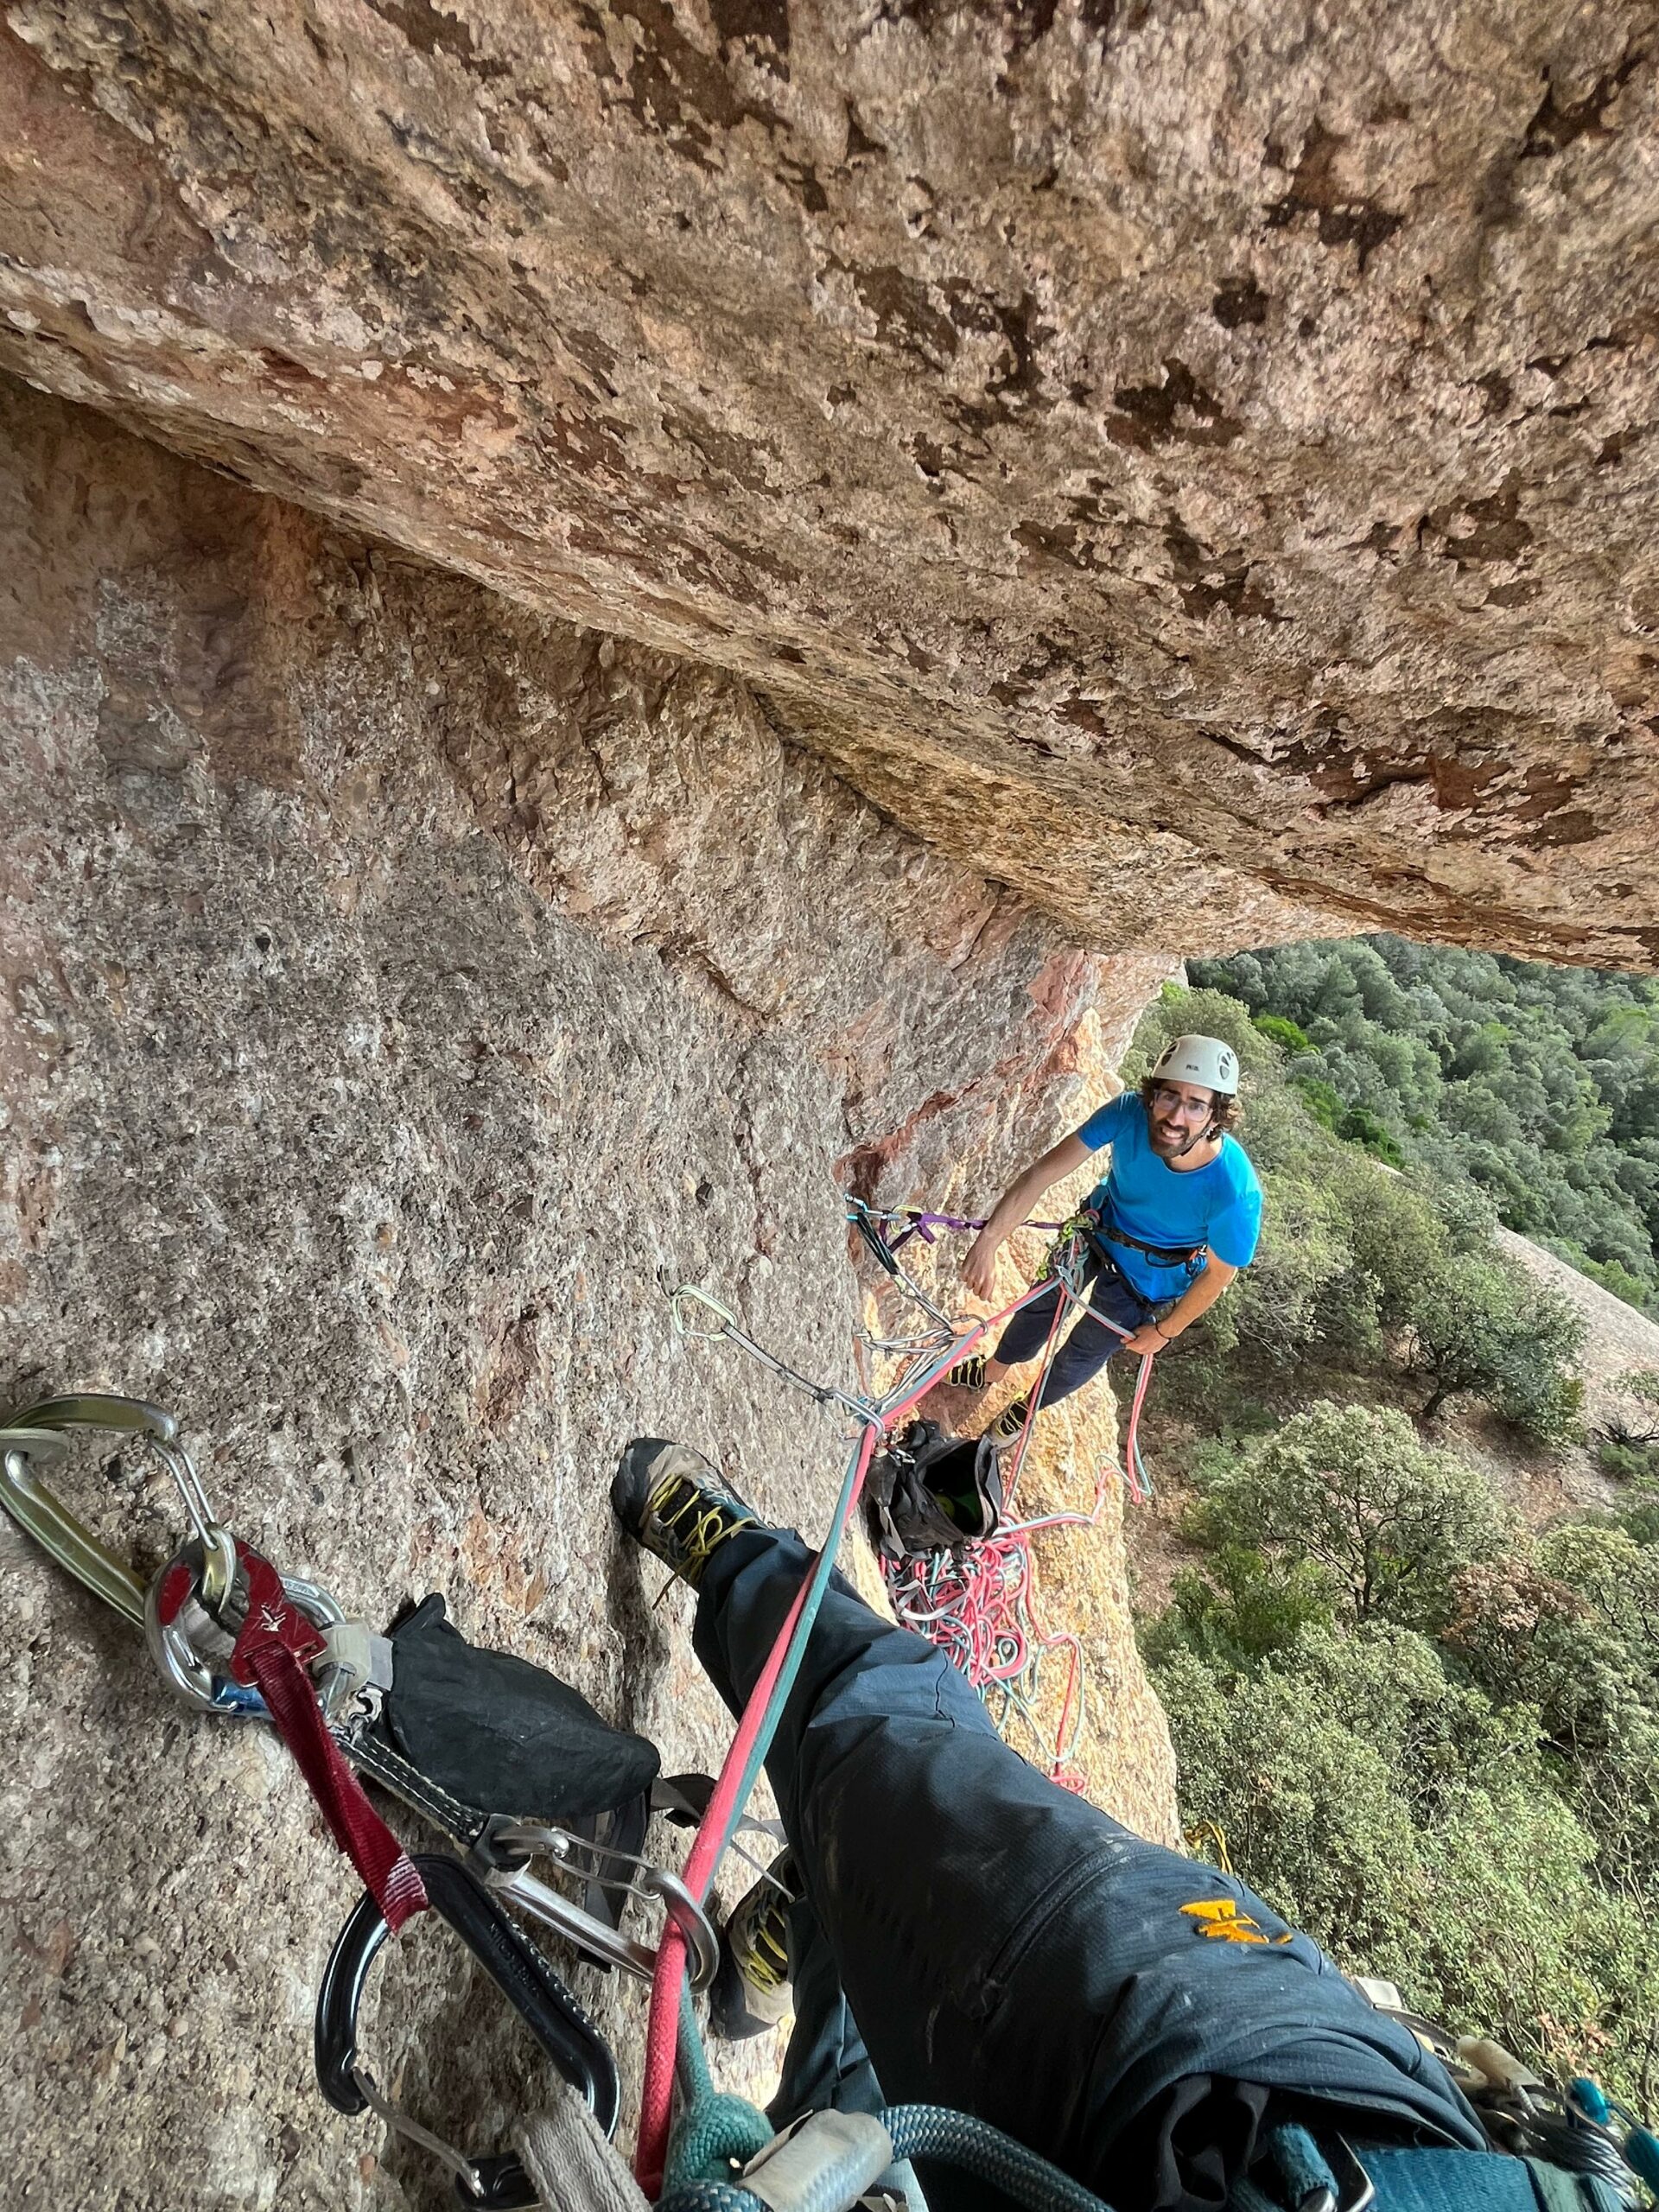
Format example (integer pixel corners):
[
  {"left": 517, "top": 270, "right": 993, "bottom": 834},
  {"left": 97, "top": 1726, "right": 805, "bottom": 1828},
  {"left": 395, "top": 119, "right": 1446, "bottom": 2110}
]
[
  {"left": 846, "top": 1199, "right": 902, "bottom": 1279},
  {"left": 315, "top": 1853, "right": 620, "bottom": 2208}
]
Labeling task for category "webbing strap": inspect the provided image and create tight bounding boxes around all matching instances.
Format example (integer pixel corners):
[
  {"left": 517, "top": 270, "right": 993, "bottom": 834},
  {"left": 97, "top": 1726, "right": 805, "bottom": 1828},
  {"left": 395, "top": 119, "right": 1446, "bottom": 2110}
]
[
  {"left": 1090, "top": 1222, "right": 1205, "bottom": 1273},
  {"left": 1360, "top": 2146, "right": 1610, "bottom": 2210},
  {"left": 1233, "top": 2130, "right": 1629, "bottom": 2212},
  {"left": 229, "top": 1548, "right": 428, "bottom": 1932}
]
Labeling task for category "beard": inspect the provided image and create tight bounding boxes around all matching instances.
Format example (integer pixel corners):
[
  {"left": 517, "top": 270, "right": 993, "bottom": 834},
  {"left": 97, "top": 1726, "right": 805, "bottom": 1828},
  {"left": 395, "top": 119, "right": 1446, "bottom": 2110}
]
[{"left": 1151, "top": 1113, "right": 1213, "bottom": 1154}]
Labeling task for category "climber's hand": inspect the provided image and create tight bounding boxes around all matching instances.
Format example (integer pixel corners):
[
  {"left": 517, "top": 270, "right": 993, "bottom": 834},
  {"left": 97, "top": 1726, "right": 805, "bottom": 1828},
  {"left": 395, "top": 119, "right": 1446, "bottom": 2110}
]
[
  {"left": 1122, "top": 1322, "right": 1173, "bottom": 1358},
  {"left": 961, "top": 1233, "right": 1001, "bottom": 1304}
]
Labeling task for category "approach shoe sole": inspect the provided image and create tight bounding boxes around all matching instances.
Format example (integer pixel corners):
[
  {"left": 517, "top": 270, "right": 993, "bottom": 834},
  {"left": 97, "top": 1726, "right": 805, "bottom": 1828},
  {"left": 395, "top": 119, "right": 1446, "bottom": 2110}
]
[
  {"left": 985, "top": 1398, "right": 1032, "bottom": 1447},
  {"left": 708, "top": 1853, "right": 797, "bottom": 2042}
]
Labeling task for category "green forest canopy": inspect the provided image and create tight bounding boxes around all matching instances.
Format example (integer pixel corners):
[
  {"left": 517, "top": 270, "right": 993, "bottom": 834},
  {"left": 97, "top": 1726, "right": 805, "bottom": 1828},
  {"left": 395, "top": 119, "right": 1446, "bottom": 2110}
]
[
  {"left": 1189, "top": 938, "right": 1659, "bottom": 1314},
  {"left": 1129, "top": 951, "right": 1659, "bottom": 2107}
]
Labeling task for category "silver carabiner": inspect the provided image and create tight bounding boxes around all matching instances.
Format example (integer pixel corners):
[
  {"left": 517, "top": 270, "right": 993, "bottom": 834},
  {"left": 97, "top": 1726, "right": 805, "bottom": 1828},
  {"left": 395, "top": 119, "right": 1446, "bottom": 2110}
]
[
  {"left": 0, "top": 1394, "right": 349, "bottom": 1722},
  {"left": 144, "top": 1539, "right": 355, "bottom": 1720},
  {"left": 484, "top": 1820, "right": 721, "bottom": 1989},
  {"left": 0, "top": 1396, "right": 181, "bottom": 1628}
]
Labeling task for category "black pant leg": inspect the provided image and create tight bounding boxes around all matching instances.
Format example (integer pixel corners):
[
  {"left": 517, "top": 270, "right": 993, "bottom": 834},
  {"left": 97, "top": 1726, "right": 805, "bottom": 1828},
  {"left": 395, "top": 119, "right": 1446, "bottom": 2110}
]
[
  {"left": 690, "top": 1525, "right": 1484, "bottom": 2210},
  {"left": 988, "top": 1273, "right": 1067, "bottom": 1369}
]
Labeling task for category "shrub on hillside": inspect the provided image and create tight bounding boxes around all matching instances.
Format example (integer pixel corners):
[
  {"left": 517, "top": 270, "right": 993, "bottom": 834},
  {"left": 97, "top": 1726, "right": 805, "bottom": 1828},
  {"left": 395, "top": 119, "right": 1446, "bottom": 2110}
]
[
  {"left": 1401, "top": 1257, "right": 1586, "bottom": 1439},
  {"left": 1187, "top": 1402, "right": 1510, "bottom": 1631},
  {"left": 1443, "top": 1528, "right": 1659, "bottom": 1896},
  {"left": 1153, "top": 1624, "right": 1659, "bottom": 2099},
  {"left": 1252, "top": 1012, "right": 1312, "bottom": 1055},
  {"left": 1140, "top": 1544, "right": 1338, "bottom": 1675},
  {"left": 1189, "top": 936, "right": 1659, "bottom": 1312}
]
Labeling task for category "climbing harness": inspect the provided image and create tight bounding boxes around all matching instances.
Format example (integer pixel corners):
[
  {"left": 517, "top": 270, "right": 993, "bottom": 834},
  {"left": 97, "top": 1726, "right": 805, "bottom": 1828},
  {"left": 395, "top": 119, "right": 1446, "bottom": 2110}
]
[
  {"left": 0, "top": 1390, "right": 722, "bottom": 2203},
  {"left": 1342, "top": 1990, "right": 1659, "bottom": 2212},
  {"left": 1090, "top": 1217, "right": 1208, "bottom": 1277}
]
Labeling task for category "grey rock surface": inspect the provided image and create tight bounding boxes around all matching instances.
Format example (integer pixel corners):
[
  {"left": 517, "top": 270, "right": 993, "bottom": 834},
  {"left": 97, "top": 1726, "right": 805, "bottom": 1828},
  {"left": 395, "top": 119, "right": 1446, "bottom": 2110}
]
[
  {"left": 0, "top": 1, "right": 1655, "bottom": 961},
  {"left": 0, "top": 380, "right": 1173, "bottom": 2208}
]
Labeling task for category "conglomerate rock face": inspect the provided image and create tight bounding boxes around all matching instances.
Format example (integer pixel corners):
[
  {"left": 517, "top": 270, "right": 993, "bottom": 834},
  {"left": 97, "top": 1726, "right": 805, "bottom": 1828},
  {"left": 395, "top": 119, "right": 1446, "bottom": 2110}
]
[
  {"left": 0, "top": 380, "right": 1176, "bottom": 2209},
  {"left": 2, "top": 0, "right": 1656, "bottom": 962}
]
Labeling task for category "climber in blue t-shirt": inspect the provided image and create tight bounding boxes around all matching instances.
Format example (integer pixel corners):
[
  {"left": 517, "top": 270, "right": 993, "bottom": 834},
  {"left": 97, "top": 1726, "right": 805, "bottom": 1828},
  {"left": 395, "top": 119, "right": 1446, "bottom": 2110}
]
[{"left": 941, "top": 1034, "right": 1263, "bottom": 1445}]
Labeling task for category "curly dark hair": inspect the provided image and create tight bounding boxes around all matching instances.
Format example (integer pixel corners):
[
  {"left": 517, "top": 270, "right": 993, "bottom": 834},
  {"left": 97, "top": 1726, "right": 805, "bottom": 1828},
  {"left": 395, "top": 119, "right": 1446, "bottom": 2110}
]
[{"left": 1139, "top": 1075, "right": 1239, "bottom": 1142}]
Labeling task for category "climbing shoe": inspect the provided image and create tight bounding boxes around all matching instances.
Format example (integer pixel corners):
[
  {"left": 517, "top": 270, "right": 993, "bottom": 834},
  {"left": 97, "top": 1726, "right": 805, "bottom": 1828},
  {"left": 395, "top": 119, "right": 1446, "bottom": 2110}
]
[
  {"left": 944, "top": 1351, "right": 989, "bottom": 1390},
  {"left": 984, "top": 1398, "right": 1032, "bottom": 1447},
  {"left": 709, "top": 1852, "right": 798, "bottom": 2040},
  {"left": 610, "top": 1439, "right": 757, "bottom": 1589}
]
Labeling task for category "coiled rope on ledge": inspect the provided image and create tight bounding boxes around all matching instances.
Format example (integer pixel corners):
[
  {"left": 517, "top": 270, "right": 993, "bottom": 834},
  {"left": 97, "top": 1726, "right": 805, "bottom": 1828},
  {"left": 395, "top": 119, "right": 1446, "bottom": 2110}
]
[{"left": 857, "top": 1201, "right": 1154, "bottom": 1783}]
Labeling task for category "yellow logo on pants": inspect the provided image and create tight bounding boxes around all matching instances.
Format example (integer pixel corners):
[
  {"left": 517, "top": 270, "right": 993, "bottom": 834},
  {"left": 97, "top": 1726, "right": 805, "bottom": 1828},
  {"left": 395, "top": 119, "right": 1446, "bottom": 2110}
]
[{"left": 1180, "top": 1898, "right": 1294, "bottom": 1946}]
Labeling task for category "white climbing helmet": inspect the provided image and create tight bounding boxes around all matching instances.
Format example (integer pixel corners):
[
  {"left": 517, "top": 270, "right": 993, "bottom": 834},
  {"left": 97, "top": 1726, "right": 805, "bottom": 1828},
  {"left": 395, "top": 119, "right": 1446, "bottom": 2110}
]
[{"left": 1149, "top": 1033, "right": 1239, "bottom": 1096}]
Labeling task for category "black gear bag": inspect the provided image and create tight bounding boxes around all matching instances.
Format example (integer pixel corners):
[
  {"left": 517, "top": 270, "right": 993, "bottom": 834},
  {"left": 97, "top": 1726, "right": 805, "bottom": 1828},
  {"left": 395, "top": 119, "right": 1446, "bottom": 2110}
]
[{"left": 866, "top": 1418, "right": 1004, "bottom": 1560}]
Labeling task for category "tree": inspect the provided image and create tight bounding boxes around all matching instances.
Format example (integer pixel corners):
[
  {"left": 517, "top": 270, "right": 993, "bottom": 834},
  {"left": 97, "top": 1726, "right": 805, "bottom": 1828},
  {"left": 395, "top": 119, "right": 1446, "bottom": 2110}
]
[
  {"left": 1252, "top": 1013, "right": 1312, "bottom": 1055},
  {"left": 1195, "top": 1402, "right": 1510, "bottom": 1630},
  {"left": 1445, "top": 1530, "right": 1659, "bottom": 1896},
  {"left": 1140, "top": 1544, "right": 1337, "bottom": 1677},
  {"left": 1190, "top": 935, "right": 1659, "bottom": 1310},
  {"left": 1400, "top": 1255, "right": 1586, "bottom": 1438},
  {"left": 1605, "top": 1370, "right": 1659, "bottom": 1450}
]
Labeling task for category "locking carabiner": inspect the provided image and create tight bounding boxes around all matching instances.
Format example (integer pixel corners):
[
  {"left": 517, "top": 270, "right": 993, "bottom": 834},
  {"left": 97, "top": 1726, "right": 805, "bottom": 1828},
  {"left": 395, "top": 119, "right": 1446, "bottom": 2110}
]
[{"left": 145, "top": 1533, "right": 364, "bottom": 1720}]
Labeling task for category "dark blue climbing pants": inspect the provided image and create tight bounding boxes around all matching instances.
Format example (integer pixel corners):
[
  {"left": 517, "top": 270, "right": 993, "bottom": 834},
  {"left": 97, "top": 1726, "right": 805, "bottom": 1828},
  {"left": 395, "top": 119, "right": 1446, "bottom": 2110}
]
[
  {"left": 692, "top": 1525, "right": 1487, "bottom": 2212},
  {"left": 990, "top": 1243, "right": 1175, "bottom": 1412}
]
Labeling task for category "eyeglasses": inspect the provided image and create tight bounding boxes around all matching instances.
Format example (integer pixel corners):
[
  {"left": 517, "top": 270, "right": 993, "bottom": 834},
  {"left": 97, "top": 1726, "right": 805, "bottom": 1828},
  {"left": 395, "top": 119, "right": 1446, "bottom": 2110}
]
[{"left": 1148, "top": 1084, "right": 1215, "bottom": 1120}]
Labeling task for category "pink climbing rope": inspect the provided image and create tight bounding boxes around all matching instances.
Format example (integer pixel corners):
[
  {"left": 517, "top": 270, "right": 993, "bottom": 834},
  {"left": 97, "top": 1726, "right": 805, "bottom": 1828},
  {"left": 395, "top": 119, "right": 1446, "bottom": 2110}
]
[{"left": 634, "top": 1283, "right": 1058, "bottom": 2194}]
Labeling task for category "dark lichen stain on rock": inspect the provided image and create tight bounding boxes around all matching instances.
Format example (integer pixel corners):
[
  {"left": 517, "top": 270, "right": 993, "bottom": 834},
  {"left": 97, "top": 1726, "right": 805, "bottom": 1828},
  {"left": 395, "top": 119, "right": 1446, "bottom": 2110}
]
[
  {"left": 1107, "top": 360, "right": 1243, "bottom": 451},
  {"left": 1264, "top": 120, "right": 1406, "bottom": 272},
  {"left": 1163, "top": 519, "right": 1281, "bottom": 623},
  {"left": 1521, "top": 46, "right": 1643, "bottom": 157},
  {"left": 1424, "top": 480, "right": 1534, "bottom": 570},
  {"left": 1212, "top": 276, "right": 1269, "bottom": 328}
]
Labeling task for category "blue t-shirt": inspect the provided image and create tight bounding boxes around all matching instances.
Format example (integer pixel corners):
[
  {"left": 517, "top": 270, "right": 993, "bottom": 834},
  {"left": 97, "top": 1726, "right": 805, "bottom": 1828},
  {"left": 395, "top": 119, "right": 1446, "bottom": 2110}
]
[{"left": 1075, "top": 1092, "right": 1262, "bottom": 1300}]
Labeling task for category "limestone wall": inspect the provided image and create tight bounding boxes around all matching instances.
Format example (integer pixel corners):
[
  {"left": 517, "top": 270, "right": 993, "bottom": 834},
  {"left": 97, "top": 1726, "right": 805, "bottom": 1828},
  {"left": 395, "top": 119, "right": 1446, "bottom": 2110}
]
[
  {"left": 1, "top": 1, "right": 1654, "bottom": 963},
  {"left": 0, "top": 379, "right": 1175, "bottom": 2209}
]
